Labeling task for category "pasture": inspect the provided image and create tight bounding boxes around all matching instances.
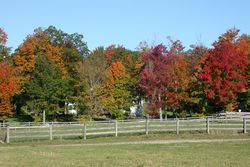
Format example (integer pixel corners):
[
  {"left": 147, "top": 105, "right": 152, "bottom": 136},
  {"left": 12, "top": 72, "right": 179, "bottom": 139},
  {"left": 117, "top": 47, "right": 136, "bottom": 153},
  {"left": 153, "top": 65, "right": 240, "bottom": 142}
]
[
  {"left": 0, "top": 133, "right": 250, "bottom": 167},
  {"left": 1, "top": 118, "right": 250, "bottom": 166}
]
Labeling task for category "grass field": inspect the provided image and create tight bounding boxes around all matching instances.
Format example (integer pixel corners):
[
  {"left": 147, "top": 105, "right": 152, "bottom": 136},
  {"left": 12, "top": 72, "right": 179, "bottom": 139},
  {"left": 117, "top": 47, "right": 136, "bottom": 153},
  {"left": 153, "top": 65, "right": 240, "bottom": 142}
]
[{"left": 0, "top": 133, "right": 250, "bottom": 167}]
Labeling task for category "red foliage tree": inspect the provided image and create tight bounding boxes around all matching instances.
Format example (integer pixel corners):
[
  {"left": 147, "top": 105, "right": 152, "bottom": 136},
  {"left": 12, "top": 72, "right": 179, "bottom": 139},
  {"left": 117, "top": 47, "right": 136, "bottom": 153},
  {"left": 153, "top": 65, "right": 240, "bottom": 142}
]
[
  {"left": 196, "top": 36, "right": 247, "bottom": 110},
  {"left": 139, "top": 44, "right": 168, "bottom": 119},
  {"left": 105, "top": 44, "right": 116, "bottom": 65},
  {"left": 140, "top": 43, "right": 191, "bottom": 118}
]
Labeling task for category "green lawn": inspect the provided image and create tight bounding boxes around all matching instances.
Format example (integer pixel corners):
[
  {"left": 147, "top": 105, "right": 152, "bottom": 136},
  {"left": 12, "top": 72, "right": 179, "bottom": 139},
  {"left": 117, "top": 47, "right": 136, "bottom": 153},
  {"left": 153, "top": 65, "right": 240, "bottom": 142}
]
[
  {"left": 0, "top": 133, "right": 250, "bottom": 167},
  {"left": 3, "top": 130, "right": 250, "bottom": 145}
]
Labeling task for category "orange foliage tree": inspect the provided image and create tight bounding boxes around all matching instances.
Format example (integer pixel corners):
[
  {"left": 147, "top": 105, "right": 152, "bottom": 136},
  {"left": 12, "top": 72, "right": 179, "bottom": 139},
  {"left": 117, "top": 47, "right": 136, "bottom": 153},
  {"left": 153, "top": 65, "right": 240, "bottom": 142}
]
[
  {"left": 0, "top": 61, "right": 20, "bottom": 117},
  {"left": 13, "top": 28, "right": 70, "bottom": 119},
  {"left": 14, "top": 28, "right": 67, "bottom": 77},
  {"left": 101, "top": 61, "right": 130, "bottom": 119},
  {"left": 0, "top": 28, "right": 20, "bottom": 117},
  {"left": 164, "top": 51, "right": 190, "bottom": 110}
]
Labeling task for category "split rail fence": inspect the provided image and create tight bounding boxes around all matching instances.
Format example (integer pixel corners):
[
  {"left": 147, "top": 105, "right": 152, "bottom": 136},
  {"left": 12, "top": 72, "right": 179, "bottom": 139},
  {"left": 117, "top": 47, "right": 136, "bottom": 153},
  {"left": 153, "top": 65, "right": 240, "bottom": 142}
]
[{"left": 0, "top": 118, "right": 249, "bottom": 143}]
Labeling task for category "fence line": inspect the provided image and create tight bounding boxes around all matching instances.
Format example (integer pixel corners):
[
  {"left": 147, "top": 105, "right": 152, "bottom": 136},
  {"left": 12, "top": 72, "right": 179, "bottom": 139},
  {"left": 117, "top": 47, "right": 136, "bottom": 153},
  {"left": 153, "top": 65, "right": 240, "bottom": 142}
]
[
  {"left": 0, "top": 117, "right": 215, "bottom": 127},
  {"left": 1, "top": 118, "right": 249, "bottom": 143}
]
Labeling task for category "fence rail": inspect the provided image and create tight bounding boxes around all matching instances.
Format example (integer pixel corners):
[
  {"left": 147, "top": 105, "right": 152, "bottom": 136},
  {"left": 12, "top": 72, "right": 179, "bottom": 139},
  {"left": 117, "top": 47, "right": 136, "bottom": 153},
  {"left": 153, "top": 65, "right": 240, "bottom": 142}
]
[{"left": 0, "top": 118, "right": 249, "bottom": 143}]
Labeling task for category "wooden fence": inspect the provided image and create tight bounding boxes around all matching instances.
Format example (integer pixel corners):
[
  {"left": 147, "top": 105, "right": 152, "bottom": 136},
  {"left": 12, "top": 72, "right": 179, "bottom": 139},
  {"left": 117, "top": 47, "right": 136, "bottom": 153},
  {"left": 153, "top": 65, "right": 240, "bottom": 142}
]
[{"left": 0, "top": 118, "right": 249, "bottom": 143}]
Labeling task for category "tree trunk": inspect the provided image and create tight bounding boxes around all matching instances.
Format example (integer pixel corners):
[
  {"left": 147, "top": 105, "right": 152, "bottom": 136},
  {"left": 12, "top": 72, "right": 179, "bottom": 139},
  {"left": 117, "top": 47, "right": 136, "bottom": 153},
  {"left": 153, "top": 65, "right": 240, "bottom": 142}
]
[
  {"left": 165, "top": 111, "right": 167, "bottom": 120},
  {"left": 159, "top": 107, "right": 163, "bottom": 120},
  {"left": 158, "top": 94, "right": 163, "bottom": 120}
]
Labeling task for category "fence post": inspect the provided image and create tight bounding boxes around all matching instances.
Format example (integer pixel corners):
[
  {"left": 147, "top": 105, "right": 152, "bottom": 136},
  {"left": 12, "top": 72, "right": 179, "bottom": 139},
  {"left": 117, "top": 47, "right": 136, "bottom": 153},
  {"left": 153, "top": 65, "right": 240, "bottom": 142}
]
[
  {"left": 115, "top": 120, "right": 118, "bottom": 137},
  {"left": 43, "top": 110, "right": 46, "bottom": 125},
  {"left": 176, "top": 118, "right": 179, "bottom": 135},
  {"left": 49, "top": 125, "right": 53, "bottom": 140},
  {"left": 145, "top": 118, "right": 149, "bottom": 135},
  {"left": 206, "top": 118, "right": 210, "bottom": 134},
  {"left": 243, "top": 118, "right": 247, "bottom": 134},
  {"left": 83, "top": 123, "right": 87, "bottom": 140},
  {"left": 6, "top": 126, "right": 10, "bottom": 143}
]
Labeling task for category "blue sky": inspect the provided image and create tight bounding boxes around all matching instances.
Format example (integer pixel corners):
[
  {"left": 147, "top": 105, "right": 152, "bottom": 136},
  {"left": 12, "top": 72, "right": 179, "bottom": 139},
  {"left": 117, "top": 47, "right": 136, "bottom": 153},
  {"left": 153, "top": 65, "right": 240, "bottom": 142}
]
[{"left": 1, "top": 0, "right": 250, "bottom": 51}]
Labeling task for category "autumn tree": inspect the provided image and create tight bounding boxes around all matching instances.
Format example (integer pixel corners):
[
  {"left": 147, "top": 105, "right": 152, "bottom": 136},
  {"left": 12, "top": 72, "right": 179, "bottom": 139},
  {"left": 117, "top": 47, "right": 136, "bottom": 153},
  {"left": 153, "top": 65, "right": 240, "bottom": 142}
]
[
  {"left": 77, "top": 47, "right": 107, "bottom": 116},
  {"left": 13, "top": 28, "right": 70, "bottom": 118},
  {"left": 103, "top": 45, "right": 142, "bottom": 115},
  {"left": 45, "top": 26, "right": 89, "bottom": 110},
  {"left": 104, "top": 45, "right": 141, "bottom": 77},
  {"left": 44, "top": 26, "right": 88, "bottom": 78},
  {"left": 0, "top": 62, "right": 20, "bottom": 117},
  {"left": 0, "top": 28, "right": 11, "bottom": 61},
  {"left": 140, "top": 42, "right": 203, "bottom": 118},
  {"left": 101, "top": 61, "right": 131, "bottom": 119},
  {"left": 14, "top": 28, "right": 67, "bottom": 76},
  {"left": 76, "top": 45, "right": 141, "bottom": 119},
  {"left": 0, "top": 28, "right": 7, "bottom": 45},
  {"left": 237, "top": 34, "right": 250, "bottom": 111},
  {"left": 185, "top": 45, "right": 208, "bottom": 114},
  {"left": 0, "top": 28, "right": 20, "bottom": 117},
  {"left": 140, "top": 44, "right": 168, "bottom": 119},
  {"left": 164, "top": 49, "right": 191, "bottom": 113},
  {"left": 186, "top": 45, "right": 208, "bottom": 74},
  {"left": 196, "top": 29, "right": 248, "bottom": 112}
]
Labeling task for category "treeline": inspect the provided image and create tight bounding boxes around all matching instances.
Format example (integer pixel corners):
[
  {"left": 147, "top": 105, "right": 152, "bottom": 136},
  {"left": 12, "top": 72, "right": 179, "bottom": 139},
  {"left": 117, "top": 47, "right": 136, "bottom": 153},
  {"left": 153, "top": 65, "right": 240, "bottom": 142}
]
[{"left": 0, "top": 26, "right": 249, "bottom": 121}]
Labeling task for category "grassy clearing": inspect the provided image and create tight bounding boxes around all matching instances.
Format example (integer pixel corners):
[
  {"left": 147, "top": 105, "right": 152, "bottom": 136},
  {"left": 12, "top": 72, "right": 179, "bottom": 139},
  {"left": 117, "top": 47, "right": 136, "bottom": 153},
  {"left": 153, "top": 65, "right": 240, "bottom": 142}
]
[{"left": 0, "top": 138, "right": 250, "bottom": 167}]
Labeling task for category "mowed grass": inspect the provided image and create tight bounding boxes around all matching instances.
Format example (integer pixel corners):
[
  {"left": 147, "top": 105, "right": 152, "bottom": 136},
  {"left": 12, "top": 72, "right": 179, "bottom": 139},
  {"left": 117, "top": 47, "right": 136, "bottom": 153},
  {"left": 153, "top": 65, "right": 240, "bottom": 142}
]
[
  {"left": 4, "top": 130, "right": 250, "bottom": 145},
  {"left": 0, "top": 133, "right": 250, "bottom": 167}
]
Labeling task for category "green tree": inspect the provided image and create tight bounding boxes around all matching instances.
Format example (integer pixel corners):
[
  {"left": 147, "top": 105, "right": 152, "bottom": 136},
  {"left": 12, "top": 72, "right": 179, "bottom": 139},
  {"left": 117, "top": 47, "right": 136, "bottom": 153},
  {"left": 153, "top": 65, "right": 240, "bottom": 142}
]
[
  {"left": 45, "top": 26, "right": 88, "bottom": 56},
  {"left": 185, "top": 45, "right": 208, "bottom": 115},
  {"left": 13, "top": 28, "right": 68, "bottom": 117},
  {"left": 45, "top": 26, "right": 88, "bottom": 78},
  {"left": 45, "top": 26, "right": 89, "bottom": 108},
  {"left": 24, "top": 55, "right": 71, "bottom": 121}
]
